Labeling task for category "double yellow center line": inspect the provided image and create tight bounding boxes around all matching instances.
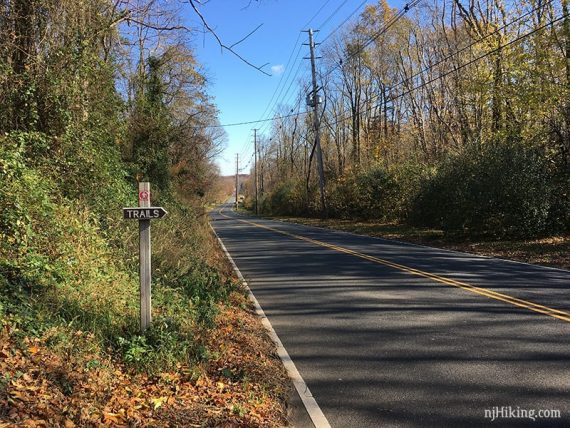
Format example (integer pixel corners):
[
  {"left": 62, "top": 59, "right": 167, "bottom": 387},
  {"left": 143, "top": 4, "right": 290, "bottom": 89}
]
[{"left": 219, "top": 208, "right": 570, "bottom": 324}]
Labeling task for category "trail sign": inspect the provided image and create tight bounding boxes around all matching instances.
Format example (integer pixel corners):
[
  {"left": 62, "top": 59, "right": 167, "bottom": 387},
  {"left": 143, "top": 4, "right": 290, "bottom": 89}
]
[
  {"left": 123, "top": 183, "right": 168, "bottom": 332},
  {"left": 123, "top": 207, "right": 168, "bottom": 220},
  {"left": 139, "top": 190, "right": 150, "bottom": 202}
]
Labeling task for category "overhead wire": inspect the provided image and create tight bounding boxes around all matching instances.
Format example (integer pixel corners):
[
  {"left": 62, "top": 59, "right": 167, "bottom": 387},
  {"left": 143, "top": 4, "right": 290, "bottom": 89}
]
[
  {"left": 316, "top": 0, "right": 351, "bottom": 30},
  {"left": 301, "top": 0, "right": 335, "bottom": 30},
  {"left": 320, "top": 0, "right": 368, "bottom": 44},
  {"left": 320, "top": 0, "right": 423, "bottom": 81},
  {"left": 240, "top": 0, "right": 341, "bottom": 156},
  {"left": 255, "top": 34, "right": 304, "bottom": 124},
  {"left": 198, "top": 0, "right": 553, "bottom": 132},
  {"left": 389, "top": 0, "right": 558, "bottom": 95},
  {"left": 389, "top": 12, "right": 569, "bottom": 103},
  {"left": 243, "top": 0, "right": 373, "bottom": 147},
  {"left": 323, "top": 9, "right": 567, "bottom": 128},
  {"left": 322, "top": 0, "right": 558, "bottom": 126},
  {"left": 253, "top": 0, "right": 364, "bottom": 141}
]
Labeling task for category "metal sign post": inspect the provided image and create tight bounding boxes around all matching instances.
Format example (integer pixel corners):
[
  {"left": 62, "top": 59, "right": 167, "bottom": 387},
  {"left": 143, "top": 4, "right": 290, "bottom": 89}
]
[{"left": 123, "top": 182, "right": 168, "bottom": 332}]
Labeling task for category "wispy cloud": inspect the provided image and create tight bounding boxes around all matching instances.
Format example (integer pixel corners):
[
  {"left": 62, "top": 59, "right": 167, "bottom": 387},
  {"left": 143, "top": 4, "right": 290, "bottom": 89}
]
[{"left": 271, "top": 64, "right": 285, "bottom": 75}]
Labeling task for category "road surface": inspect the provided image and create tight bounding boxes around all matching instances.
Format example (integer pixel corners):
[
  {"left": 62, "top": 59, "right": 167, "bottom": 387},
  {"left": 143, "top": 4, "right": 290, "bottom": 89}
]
[{"left": 210, "top": 204, "right": 570, "bottom": 427}]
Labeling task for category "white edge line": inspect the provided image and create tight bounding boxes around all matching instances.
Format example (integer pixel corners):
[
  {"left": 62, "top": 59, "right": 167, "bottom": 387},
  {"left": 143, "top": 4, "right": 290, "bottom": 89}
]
[{"left": 209, "top": 223, "right": 331, "bottom": 428}]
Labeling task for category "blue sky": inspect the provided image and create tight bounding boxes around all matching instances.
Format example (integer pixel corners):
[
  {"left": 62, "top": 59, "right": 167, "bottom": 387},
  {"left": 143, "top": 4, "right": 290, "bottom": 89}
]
[{"left": 190, "top": 0, "right": 406, "bottom": 176}]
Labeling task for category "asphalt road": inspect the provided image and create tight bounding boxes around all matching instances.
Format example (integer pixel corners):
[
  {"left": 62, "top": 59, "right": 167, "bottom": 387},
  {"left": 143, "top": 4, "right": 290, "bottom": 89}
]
[{"left": 210, "top": 204, "right": 570, "bottom": 427}]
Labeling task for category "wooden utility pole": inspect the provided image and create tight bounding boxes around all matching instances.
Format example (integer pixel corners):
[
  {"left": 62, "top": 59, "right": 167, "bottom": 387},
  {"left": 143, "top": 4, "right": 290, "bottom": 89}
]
[
  {"left": 307, "top": 28, "right": 327, "bottom": 217},
  {"left": 254, "top": 128, "right": 259, "bottom": 215},
  {"left": 235, "top": 153, "right": 239, "bottom": 210}
]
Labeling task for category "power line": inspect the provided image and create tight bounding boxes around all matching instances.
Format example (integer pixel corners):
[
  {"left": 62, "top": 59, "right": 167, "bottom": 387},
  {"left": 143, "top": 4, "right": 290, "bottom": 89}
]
[
  {"left": 203, "top": 0, "right": 555, "bottom": 133},
  {"left": 254, "top": 0, "right": 421, "bottom": 136},
  {"left": 258, "top": 50, "right": 307, "bottom": 131},
  {"left": 321, "top": 0, "right": 368, "bottom": 44},
  {"left": 254, "top": 0, "right": 356, "bottom": 132},
  {"left": 321, "top": 0, "right": 422, "bottom": 80},
  {"left": 197, "top": 3, "right": 419, "bottom": 132},
  {"left": 389, "top": 0, "right": 558, "bottom": 95},
  {"left": 200, "top": 110, "right": 308, "bottom": 129},
  {"left": 324, "top": 11, "right": 568, "bottom": 128},
  {"left": 257, "top": 1, "right": 367, "bottom": 133},
  {"left": 256, "top": 35, "right": 304, "bottom": 123},
  {"left": 317, "top": 0, "right": 351, "bottom": 30},
  {"left": 302, "top": 0, "right": 335, "bottom": 30},
  {"left": 320, "top": 0, "right": 558, "bottom": 126},
  {"left": 253, "top": 0, "right": 341, "bottom": 138},
  {"left": 390, "top": 12, "right": 568, "bottom": 103}
]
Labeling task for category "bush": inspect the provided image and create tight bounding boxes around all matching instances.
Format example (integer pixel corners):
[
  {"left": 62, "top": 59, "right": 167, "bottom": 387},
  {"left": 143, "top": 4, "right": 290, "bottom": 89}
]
[
  {"left": 261, "top": 179, "right": 308, "bottom": 216},
  {"left": 328, "top": 165, "right": 408, "bottom": 220},
  {"left": 0, "top": 134, "right": 139, "bottom": 344},
  {"left": 410, "top": 143, "right": 554, "bottom": 238},
  {"left": 327, "top": 172, "right": 363, "bottom": 218},
  {"left": 1, "top": 133, "right": 237, "bottom": 374}
]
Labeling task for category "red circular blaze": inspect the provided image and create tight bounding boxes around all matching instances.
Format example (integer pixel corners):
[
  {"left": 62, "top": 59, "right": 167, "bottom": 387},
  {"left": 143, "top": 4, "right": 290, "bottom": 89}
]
[{"left": 139, "top": 190, "right": 150, "bottom": 202}]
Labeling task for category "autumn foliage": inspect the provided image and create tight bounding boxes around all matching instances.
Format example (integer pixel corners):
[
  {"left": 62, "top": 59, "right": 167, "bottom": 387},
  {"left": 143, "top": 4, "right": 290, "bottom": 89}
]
[
  {"left": 1, "top": 290, "right": 290, "bottom": 427},
  {"left": 0, "top": 0, "right": 290, "bottom": 425}
]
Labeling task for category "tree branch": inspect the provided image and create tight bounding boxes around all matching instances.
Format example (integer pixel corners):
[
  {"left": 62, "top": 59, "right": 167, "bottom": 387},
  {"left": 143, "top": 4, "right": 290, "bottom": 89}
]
[
  {"left": 188, "top": 0, "right": 271, "bottom": 76},
  {"left": 230, "top": 23, "right": 263, "bottom": 49}
]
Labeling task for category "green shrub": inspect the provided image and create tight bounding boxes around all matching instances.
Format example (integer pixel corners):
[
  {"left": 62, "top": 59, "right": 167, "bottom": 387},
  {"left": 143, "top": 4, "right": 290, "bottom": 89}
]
[
  {"left": 410, "top": 143, "right": 553, "bottom": 238},
  {"left": 388, "top": 161, "right": 432, "bottom": 220},
  {"left": 117, "top": 314, "right": 192, "bottom": 372},
  {"left": 355, "top": 167, "right": 398, "bottom": 219},
  {"left": 327, "top": 172, "right": 361, "bottom": 218},
  {"left": 261, "top": 179, "right": 308, "bottom": 216},
  {"left": 0, "top": 131, "right": 250, "bottom": 375},
  {"left": 328, "top": 165, "right": 410, "bottom": 220}
]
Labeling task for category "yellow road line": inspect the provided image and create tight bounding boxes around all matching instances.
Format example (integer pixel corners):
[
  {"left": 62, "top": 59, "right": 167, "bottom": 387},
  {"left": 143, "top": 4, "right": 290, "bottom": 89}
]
[{"left": 218, "top": 208, "right": 570, "bottom": 323}]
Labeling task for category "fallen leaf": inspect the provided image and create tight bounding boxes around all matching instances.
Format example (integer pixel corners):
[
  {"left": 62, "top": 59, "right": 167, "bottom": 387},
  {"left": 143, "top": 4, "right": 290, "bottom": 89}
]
[
  {"left": 150, "top": 396, "right": 168, "bottom": 410},
  {"left": 103, "top": 412, "right": 121, "bottom": 423}
]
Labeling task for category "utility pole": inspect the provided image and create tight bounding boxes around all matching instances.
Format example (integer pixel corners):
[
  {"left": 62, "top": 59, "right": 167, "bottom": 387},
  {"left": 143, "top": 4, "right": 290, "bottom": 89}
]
[
  {"left": 306, "top": 28, "right": 327, "bottom": 217},
  {"left": 253, "top": 128, "right": 259, "bottom": 215},
  {"left": 235, "top": 153, "right": 239, "bottom": 210}
]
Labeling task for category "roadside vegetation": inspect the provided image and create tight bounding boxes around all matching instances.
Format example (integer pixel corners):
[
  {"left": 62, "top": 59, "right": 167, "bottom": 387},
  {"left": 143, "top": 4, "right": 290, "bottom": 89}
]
[
  {"left": 242, "top": 1, "right": 570, "bottom": 260},
  {"left": 0, "top": 0, "right": 288, "bottom": 426}
]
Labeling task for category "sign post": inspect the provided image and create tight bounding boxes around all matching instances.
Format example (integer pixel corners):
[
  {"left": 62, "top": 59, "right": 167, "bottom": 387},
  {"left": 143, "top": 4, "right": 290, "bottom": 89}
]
[
  {"left": 139, "top": 182, "right": 151, "bottom": 332},
  {"left": 123, "top": 183, "right": 168, "bottom": 332}
]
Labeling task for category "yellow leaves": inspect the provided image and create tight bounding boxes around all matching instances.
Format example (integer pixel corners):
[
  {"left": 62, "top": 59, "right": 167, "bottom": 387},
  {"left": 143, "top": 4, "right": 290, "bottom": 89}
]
[
  {"left": 0, "top": 298, "right": 289, "bottom": 427},
  {"left": 20, "top": 420, "right": 48, "bottom": 427},
  {"left": 102, "top": 411, "right": 122, "bottom": 424},
  {"left": 28, "top": 343, "right": 40, "bottom": 355},
  {"left": 28, "top": 345, "right": 40, "bottom": 355},
  {"left": 150, "top": 396, "right": 168, "bottom": 410},
  {"left": 159, "top": 372, "right": 180, "bottom": 383},
  {"left": 9, "top": 388, "right": 27, "bottom": 400}
]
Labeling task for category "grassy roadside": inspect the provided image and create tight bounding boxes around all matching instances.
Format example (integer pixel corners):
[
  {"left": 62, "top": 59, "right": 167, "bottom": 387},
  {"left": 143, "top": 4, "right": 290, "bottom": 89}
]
[
  {"left": 1, "top": 137, "right": 291, "bottom": 426},
  {"left": 0, "top": 204, "right": 291, "bottom": 427},
  {"left": 0, "top": 290, "right": 290, "bottom": 427},
  {"left": 265, "top": 216, "right": 570, "bottom": 271}
]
